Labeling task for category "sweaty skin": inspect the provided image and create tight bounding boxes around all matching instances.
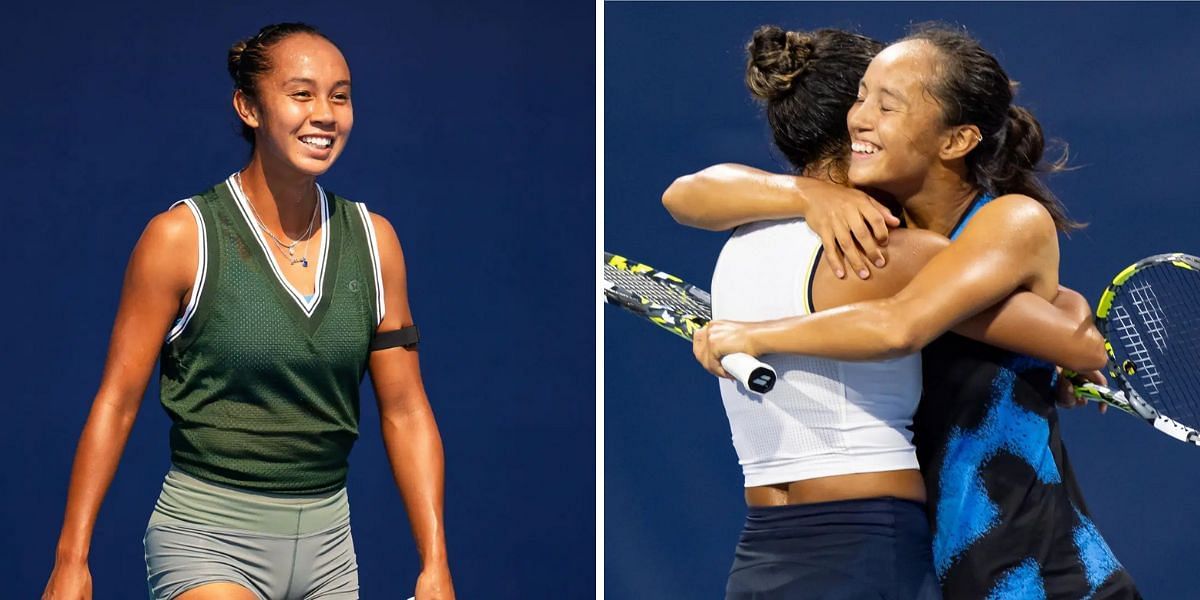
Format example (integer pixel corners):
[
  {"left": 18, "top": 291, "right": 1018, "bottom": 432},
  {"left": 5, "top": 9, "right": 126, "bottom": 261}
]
[
  {"left": 44, "top": 33, "right": 453, "bottom": 600},
  {"left": 695, "top": 196, "right": 1076, "bottom": 370},
  {"left": 722, "top": 221, "right": 1102, "bottom": 507},
  {"left": 664, "top": 163, "right": 901, "bottom": 279},
  {"left": 674, "top": 41, "right": 1104, "bottom": 508},
  {"left": 696, "top": 41, "right": 1092, "bottom": 392}
]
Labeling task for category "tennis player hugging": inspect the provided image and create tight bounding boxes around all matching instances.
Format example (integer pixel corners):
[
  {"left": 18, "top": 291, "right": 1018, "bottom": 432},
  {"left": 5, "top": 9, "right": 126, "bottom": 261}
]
[{"left": 667, "top": 23, "right": 1141, "bottom": 600}]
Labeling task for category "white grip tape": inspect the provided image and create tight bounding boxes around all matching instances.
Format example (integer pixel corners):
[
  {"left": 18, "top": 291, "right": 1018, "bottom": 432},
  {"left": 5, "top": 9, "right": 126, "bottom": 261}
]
[{"left": 720, "top": 353, "right": 777, "bottom": 394}]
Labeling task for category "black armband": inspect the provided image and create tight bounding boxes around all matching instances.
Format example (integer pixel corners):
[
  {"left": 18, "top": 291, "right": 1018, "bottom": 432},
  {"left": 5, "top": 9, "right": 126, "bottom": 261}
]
[{"left": 370, "top": 325, "right": 420, "bottom": 351}]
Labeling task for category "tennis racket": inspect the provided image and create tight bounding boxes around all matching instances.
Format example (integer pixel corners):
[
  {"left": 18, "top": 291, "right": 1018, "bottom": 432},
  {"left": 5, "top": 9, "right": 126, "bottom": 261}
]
[
  {"left": 1069, "top": 253, "right": 1200, "bottom": 445},
  {"left": 604, "top": 252, "right": 777, "bottom": 394}
]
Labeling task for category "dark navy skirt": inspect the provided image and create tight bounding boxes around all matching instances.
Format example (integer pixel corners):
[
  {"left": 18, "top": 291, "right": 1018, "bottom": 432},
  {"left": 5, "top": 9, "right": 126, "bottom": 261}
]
[{"left": 726, "top": 497, "right": 941, "bottom": 600}]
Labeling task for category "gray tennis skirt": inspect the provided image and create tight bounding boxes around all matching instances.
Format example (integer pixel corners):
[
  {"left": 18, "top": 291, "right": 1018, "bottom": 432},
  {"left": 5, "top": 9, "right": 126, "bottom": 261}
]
[{"left": 144, "top": 468, "right": 359, "bottom": 600}]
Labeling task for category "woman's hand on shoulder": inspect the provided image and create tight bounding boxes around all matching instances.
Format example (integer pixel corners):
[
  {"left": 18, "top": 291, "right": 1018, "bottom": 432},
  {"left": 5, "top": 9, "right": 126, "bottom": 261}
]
[
  {"left": 662, "top": 164, "right": 899, "bottom": 252},
  {"left": 802, "top": 184, "right": 900, "bottom": 280}
]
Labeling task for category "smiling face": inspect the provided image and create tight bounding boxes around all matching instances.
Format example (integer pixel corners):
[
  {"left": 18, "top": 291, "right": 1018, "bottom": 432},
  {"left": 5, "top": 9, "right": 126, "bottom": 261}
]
[
  {"left": 235, "top": 33, "right": 353, "bottom": 177},
  {"left": 845, "top": 40, "right": 951, "bottom": 197}
]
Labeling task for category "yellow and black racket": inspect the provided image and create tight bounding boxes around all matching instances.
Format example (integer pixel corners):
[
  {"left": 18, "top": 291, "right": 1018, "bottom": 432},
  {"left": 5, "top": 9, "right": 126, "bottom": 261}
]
[
  {"left": 603, "top": 252, "right": 777, "bottom": 394},
  {"left": 1071, "top": 253, "right": 1200, "bottom": 445}
]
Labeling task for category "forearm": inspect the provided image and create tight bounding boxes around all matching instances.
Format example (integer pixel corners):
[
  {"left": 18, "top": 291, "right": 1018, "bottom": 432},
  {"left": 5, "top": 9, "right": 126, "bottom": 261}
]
[
  {"left": 747, "top": 298, "right": 924, "bottom": 360},
  {"left": 662, "top": 164, "right": 810, "bottom": 231},
  {"left": 381, "top": 405, "right": 448, "bottom": 568},
  {"left": 55, "top": 399, "right": 139, "bottom": 562},
  {"left": 953, "top": 288, "right": 1106, "bottom": 372}
]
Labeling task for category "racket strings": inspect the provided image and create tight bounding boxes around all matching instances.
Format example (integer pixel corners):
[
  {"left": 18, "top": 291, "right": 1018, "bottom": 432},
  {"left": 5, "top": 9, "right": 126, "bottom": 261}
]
[
  {"left": 1110, "top": 263, "right": 1200, "bottom": 429},
  {"left": 1111, "top": 301, "right": 1164, "bottom": 395},
  {"left": 603, "top": 263, "right": 712, "bottom": 320}
]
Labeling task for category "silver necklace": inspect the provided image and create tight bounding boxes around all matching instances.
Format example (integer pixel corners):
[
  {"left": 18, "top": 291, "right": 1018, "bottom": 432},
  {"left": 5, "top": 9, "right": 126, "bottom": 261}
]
[{"left": 237, "top": 173, "right": 320, "bottom": 268}]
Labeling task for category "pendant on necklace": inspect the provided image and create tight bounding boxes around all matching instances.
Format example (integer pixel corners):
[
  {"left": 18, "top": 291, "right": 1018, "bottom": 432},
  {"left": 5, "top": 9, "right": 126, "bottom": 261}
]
[
  {"left": 301, "top": 257, "right": 309, "bottom": 268},
  {"left": 288, "top": 247, "right": 295, "bottom": 256}
]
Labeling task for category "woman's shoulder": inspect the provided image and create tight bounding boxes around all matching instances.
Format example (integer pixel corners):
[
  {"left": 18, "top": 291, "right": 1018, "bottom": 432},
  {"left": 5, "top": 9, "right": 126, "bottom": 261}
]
[
  {"left": 121, "top": 203, "right": 199, "bottom": 296},
  {"left": 144, "top": 202, "right": 200, "bottom": 250},
  {"left": 971, "top": 193, "right": 1057, "bottom": 240},
  {"left": 980, "top": 194, "right": 1054, "bottom": 221}
]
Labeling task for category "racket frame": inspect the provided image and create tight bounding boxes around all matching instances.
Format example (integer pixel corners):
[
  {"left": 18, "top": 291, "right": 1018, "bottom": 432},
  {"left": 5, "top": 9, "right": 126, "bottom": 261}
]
[
  {"left": 603, "top": 252, "right": 777, "bottom": 394},
  {"left": 1075, "top": 253, "right": 1200, "bottom": 445}
]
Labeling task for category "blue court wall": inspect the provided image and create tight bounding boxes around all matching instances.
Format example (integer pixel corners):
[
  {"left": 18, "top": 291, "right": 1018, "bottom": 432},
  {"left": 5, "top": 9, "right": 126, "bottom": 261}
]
[
  {"left": 606, "top": 3, "right": 1200, "bottom": 598},
  {"left": 2, "top": 1, "right": 595, "bottom": 598}
]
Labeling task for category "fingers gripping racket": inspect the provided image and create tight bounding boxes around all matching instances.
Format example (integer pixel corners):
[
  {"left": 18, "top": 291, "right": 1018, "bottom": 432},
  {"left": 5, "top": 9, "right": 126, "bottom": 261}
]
[
  {"left": 603, "top": 252, "right": 777, "bottom": 394},
  {"left": 1070, "top": 253, "right": 1200, "bottom": 445}
]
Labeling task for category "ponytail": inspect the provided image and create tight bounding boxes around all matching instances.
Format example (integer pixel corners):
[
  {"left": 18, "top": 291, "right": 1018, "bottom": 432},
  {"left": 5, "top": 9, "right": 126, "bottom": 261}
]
[{"left": 904, "top": 23, "right": 1082, "bottom": 232}]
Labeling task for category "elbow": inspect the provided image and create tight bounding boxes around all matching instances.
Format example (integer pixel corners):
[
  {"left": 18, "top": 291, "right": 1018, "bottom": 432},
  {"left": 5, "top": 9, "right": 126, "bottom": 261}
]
[
  {"left": 1073, "top": 329, "right": 1109, "bottom": 372},
  {"left": 662, "top": 174, "right": 719, "bottom": 230},
  {"left": 92, "top": 389, "right": 143, "bottom": 427},
  {"left": 882, "top": 320, "right": 924, "bottom": 358},
  {"left": 868, "top": 300, "right": 930, "bottom": 358},
  {"left": 661, "top": 175, "right": 694, "bottom": 225},
  {"left": 1052, "top": 328, "right": 1108, "bottom": 373}
]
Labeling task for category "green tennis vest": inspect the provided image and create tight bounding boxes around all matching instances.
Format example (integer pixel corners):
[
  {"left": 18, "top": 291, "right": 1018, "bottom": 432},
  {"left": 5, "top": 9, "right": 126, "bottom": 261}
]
[{"left": 159, "top": 175, "right": 383, "bottom": 494}]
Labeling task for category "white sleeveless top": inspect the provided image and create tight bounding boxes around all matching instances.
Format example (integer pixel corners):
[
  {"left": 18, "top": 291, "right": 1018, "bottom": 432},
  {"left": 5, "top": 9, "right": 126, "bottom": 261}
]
[{"left": 711, "top": 219, "right": 922, "bottom": 487}]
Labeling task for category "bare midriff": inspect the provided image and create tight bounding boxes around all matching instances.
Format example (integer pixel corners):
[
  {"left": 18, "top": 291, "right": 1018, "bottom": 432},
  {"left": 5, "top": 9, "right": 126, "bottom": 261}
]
[{"left": 744, "top": 469, "right": 926, "bottom": 506}]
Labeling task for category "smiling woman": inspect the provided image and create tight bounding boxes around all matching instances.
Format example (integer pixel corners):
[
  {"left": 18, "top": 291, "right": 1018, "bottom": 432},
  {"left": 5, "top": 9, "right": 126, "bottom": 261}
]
[
  {"left": 689, "top": 24, "right": 1140, "bottom": 600},
  {"left": 228, "top": 25, "right": 352, "bottom": 172},
  {"left": 41, "top": 22, "right": 452, "bottom": 600}
]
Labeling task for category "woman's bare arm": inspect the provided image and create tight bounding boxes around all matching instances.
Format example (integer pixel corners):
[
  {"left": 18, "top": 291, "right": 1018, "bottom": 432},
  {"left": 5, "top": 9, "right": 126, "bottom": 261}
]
[
  {"left": 694, "top": 195, "right": 1088, "bottom": 373},
  {"left": 663, "top": 164, "right": 813, "bottom": 230},
  {"left": 663, "top": 163, "right": 900, "bottom": 278},
  {"left": 804, "top": 225, "right": 1103, "bottom": 373},
  {"left": 366, "top": 214, "right": 454, "bottom": 600},
  {"left": 44, "top": 206, "right": 194, "bottom": 598},
  {"left": 957, "top": 286, "right": 1105, "bottom": 372}
]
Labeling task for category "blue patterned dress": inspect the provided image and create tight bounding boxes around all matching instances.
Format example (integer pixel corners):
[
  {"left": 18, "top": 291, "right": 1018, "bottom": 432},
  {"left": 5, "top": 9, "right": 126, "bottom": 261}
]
[{"left": 911, "top": 195, "right": 1141, "bottom": 599}]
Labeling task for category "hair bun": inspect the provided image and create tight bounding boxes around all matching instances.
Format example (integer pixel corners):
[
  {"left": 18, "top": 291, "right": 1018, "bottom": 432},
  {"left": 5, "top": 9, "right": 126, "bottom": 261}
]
[
  {"left": 227, "top": 39, "right": 250, "bottom": 82},
  {"left": 746, "top": 26, "right": 815, "bottom": 100}
]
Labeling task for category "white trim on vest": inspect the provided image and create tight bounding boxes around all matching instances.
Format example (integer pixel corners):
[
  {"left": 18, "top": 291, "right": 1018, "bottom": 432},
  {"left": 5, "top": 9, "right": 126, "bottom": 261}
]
[
  {"left": 166, "top": 198, "right": 208, "bottom": 343},
  {"left": 225, "top": 174, "right": 330, "bottom": 317},
  {"left": 354, "top": 202, "right": 386, "bottom": 326}
]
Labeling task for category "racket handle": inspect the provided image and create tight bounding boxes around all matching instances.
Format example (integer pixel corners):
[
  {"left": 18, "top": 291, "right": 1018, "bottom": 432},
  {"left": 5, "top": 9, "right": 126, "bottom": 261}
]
[
  {"left": 721, "top": 353, "right": 777, "bottom": 394},
  {"left": 1073, "top": 381, "right": 1133, "bottom": 413}
]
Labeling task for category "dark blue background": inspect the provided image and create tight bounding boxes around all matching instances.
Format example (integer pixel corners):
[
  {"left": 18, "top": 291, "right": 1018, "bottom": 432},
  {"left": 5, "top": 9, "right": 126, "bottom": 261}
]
[
  {"left": 606, "top": 2, "right": 1200, "bottom": 598},
  {"left": 3, "top": 1, "right": 594, "bottom": 598}
]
